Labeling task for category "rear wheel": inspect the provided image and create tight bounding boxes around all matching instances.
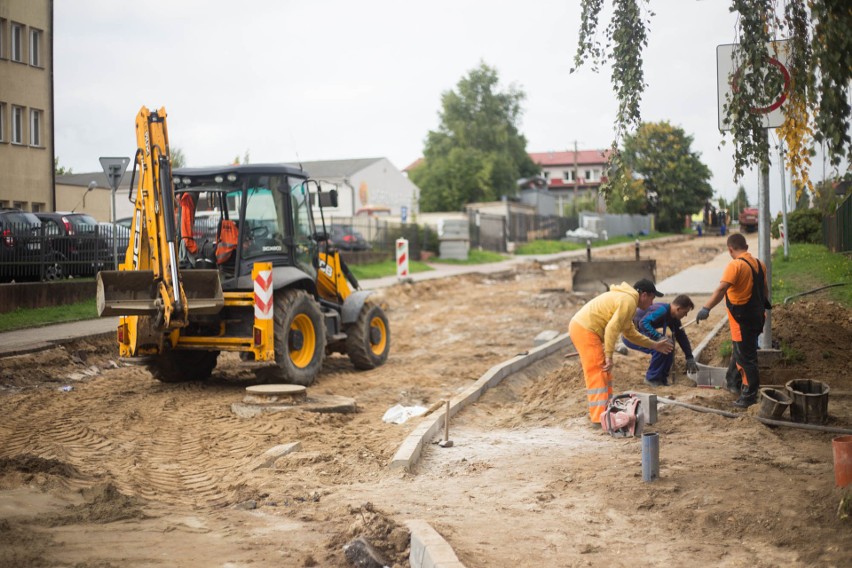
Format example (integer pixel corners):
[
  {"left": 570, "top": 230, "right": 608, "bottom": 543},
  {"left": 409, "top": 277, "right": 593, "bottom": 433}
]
[
  {"left": 148, "top": 349, "right": 219, "bottom": 383},
  {"left": 257, "top": 289, "right": 326, "bottom": 386},
  {"left": 345, "top": 302, "right": 390, "bottom": 370}
]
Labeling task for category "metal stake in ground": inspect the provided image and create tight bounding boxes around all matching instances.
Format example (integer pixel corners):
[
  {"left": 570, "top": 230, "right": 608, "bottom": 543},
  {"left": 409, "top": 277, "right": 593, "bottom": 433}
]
[{"left": 438, "top": 400, "right": 453, "bottom": 448}]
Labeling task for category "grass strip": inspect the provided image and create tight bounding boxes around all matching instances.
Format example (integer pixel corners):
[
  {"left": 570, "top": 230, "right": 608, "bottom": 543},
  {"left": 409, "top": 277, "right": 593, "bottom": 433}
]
[
  {"left": 0, "top": 298, "right": 98, "bottom": 333},
  {"left": 771, "top": 243, "right": 852, "bottom": 307}
]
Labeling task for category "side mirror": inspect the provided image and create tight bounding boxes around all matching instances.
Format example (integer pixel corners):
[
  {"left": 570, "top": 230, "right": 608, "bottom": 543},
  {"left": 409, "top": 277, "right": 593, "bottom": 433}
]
[{"left": 317, "top": 189, "right": 338, "bottom": 208}]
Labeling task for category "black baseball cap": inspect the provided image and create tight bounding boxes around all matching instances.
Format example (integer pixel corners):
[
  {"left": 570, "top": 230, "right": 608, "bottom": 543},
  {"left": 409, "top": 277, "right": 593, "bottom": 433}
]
[{"left": 634, "top": 278, "right": 663, "bottom": 297}]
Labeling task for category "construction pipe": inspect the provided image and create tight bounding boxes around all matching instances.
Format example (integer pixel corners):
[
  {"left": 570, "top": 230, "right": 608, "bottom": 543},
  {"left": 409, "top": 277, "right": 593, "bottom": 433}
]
[
  {"left": 783, "top": 282, "right": 849, "bottom": 304},
  {"left": 657, "top": 396, "right": 739, "bottom": 418},
  {"left": 642, "top": 432, "right": 659, "bottom": 482},
  {"left": 658, "top": 395, "right": 852, "bottom": 434},
  {"left": 754, "top": 417, "right": 852, "bottom": 435}
]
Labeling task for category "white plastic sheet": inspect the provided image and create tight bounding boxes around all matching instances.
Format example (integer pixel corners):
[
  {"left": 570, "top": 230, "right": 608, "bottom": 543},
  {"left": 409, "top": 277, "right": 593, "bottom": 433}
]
[{"left": 382, "top": 404, "right": 427, "bottom": 424}]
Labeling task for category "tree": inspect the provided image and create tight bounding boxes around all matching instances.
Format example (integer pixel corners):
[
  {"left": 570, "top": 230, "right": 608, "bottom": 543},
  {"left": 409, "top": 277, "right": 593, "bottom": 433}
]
[
  {"left": 730, "top": 185, "right": 750, "bottom": 221},
  {"left": 573, "top": 1, "right": 851, "bottom": 198},
  {"left": 231, "top": 149, "right": 250, "bottom": 165},
  {"left": 609, "top": 121, "right": 714, "bottom": 232},
  {"left": 409, "top": 62, "right": 539, "bottom": 212},
  {"left": 54, "top": 157, "right": 73, "bottom": 176},
  {"left": 171, "top": 147, "right": 187, "bottom": 168}
]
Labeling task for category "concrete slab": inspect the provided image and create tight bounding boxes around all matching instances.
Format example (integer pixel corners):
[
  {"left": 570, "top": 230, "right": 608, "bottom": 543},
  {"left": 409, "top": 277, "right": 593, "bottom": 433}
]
[{"left": 656, "top": 250, "right": 730, "bottom": 295}]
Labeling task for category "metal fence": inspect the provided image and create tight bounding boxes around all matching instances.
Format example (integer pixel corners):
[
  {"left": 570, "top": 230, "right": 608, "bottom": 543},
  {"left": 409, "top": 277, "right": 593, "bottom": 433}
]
[
  {"left": 0, "top": 221, "right": 120, "bottom": 283},
  {"left": 823, "top": 194, "right": 852, "bottom": 253}
]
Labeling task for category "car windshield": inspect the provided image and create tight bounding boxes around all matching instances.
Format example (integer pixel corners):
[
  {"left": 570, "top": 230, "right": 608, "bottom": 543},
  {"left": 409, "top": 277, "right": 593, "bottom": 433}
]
[
  {"left": 68, "top": 214, "right": 99, "bottom": 231},
  {"left": 1, "top": 211, "right": 40, "bottom": 227}
]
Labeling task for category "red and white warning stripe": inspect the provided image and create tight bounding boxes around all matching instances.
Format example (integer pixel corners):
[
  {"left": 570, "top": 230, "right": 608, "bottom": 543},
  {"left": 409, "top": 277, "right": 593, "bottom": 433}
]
[
  {"left": 254, "top": 269, "right": 273, "bottom": 320},
  {"left": 396, "top": 238, "right": 409, "bottom": 278}
]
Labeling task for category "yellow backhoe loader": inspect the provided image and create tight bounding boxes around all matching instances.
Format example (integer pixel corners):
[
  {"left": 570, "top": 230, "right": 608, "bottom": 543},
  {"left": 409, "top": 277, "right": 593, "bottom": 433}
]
[{"left": 96, "top": 106, "right": 390, "bottom": 385}]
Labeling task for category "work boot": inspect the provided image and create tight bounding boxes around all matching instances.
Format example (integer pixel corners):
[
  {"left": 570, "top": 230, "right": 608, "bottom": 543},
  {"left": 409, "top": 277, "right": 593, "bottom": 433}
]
[
  {"left": 726, "top": 383, "right": 741, "bottom": 396},
  {"left": 731, "top": 396, "right": 757, "bottom": 408},
  {"left": 644, "top": 378, "right": 666, "bottom": 388}
]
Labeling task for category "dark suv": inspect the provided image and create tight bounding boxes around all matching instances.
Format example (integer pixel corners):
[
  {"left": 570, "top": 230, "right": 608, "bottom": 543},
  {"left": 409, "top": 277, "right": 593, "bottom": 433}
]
[
  {"left": 35, "top": 212, "right": 111, "bottom": 277},
  {"left": 0, "top": 209, "right": 47, "bottom": 282}
]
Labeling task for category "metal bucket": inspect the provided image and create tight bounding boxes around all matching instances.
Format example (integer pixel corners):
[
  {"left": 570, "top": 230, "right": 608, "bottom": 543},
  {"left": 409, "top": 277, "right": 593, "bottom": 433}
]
[
  {"left": 571, "top": 259, "right": 657, "bottom": 293},
  {"left": 785, "top": 379, "right": 830, "bottom": 425},
  {"left": 757, "top": 388, "right": 792, "bottom": 420},
  {"left": 97, "top": 269, "right": 223, "bottom": 317}
]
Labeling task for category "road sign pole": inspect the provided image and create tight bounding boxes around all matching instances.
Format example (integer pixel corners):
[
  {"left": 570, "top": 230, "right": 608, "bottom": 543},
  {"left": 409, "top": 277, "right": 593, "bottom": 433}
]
[{"left": 99, "top": 157, "right": 131, "bottom": 269}]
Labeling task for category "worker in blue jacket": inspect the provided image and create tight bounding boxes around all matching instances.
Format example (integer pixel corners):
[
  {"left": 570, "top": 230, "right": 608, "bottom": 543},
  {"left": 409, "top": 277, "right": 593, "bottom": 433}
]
[{"left": 623, "top": 294, "right": 698, "bottom": 386}]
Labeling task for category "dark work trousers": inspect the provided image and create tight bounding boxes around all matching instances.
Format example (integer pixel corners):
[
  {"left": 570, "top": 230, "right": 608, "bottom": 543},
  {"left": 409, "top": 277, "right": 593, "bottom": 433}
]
[
  {"left": 623, "top": 338, "right": 673, "bottom": 384},
  {"left": 726, "top": 328, "right": 761, "bottom": 398}
]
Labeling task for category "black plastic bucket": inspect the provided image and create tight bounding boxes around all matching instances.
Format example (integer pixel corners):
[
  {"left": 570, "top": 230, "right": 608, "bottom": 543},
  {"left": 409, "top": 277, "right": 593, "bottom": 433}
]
[{"left": 785, "top": 379, "right": 830, "bottom": 424}]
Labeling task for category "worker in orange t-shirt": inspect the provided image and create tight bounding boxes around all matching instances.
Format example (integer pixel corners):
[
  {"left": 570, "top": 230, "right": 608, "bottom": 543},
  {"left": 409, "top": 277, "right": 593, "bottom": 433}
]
[{"left": 695, "top": 233, "right": 771, "bottom": 408}]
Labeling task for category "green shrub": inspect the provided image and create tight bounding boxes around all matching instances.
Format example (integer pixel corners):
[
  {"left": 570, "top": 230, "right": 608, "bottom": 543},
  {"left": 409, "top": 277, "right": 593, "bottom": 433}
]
[
  {"left": 785, "top": 208, "right": 823, "bottom": 244},
  {"left": 771, "top": 214, "right": 782, "bottom": 239}
]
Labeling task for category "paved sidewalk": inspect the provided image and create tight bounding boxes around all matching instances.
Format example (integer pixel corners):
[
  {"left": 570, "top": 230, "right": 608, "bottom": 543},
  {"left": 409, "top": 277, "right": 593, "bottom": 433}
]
[{"left": 0, "top": 235, "right": 689, "bottom": 357}]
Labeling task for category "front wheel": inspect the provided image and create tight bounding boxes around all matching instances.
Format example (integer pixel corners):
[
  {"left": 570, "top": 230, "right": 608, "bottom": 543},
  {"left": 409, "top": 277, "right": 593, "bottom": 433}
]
[
  {"left": 345, "top": 302, "right": 390, "bottom": 370},
  {"left": 256, "top": 289, "right": 327, "bottom": 386}
]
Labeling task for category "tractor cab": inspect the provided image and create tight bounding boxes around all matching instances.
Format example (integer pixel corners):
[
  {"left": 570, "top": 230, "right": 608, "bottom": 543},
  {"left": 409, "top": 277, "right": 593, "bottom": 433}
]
[{"left": 173, "top": 164, "right": 320, "bottom": 289}]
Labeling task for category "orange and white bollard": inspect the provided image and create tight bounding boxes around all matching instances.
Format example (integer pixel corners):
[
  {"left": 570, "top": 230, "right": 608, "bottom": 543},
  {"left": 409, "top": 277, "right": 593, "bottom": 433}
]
[
  {"left": 396, "top": 238, "right": 409, "bottom": 281},
  {"left": 252, "top": 262, "right": 274, "bottom": 360}
]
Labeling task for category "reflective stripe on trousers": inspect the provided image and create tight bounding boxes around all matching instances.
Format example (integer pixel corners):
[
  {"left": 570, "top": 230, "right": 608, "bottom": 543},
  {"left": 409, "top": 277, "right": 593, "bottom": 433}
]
[{"left": 569, "top": 319, "right": 613, "bottom": 423}]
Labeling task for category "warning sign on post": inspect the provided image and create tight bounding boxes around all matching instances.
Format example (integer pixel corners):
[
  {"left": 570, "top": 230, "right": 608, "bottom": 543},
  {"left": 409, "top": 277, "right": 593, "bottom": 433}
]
[{"left": 717, "top": 40, "right": 791, "bottom": 131}]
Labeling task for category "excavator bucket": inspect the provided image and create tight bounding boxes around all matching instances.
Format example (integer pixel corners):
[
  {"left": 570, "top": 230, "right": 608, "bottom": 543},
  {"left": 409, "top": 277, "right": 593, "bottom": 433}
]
[
  {"left": 571, "top": 259, "right": 657, "bottom": 293},
  {"left": 97, "top": 269, "right": 224, "bottom": 317}
]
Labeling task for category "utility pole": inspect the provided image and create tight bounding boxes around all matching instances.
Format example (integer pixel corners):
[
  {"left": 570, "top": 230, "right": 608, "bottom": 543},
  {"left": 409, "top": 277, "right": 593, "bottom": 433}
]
[
  {"left": 573, "top": 140, "right": 579, "bottom": 206},
  {"left": 758, "top": 130, "right": 772, "bottom": 350}
]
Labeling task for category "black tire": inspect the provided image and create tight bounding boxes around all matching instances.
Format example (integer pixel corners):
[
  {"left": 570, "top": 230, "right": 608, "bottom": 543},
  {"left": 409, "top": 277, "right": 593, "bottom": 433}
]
[
  {"left": 148, "top": 349, "right": 219, "bottom": 383},
  {"left": 256, "top": 289, "right": 326, "bottom": 386},
  {"left": 345, "top": 302, "right": 390, "bottom": 370}
]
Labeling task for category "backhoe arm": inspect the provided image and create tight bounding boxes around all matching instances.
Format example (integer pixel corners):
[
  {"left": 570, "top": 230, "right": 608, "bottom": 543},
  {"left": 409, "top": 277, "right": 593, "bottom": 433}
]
[{"left": 132, "top": 106, "right": 186, "bottom": 328}]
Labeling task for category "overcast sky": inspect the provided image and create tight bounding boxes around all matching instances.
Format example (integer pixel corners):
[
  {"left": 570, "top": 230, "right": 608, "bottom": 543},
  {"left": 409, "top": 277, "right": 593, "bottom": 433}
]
[{"left": 54, "top": 0, "right": 847, "bottom": 215}]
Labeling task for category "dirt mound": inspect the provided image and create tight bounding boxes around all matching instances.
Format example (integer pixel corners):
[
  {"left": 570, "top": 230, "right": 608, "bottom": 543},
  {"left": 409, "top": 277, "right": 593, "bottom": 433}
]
[
  {"left": 327, "top": 502, "right": 410, "bottom": 568},
  {"left": 45, "top": 483, "right": 147, "bottom": 526}
]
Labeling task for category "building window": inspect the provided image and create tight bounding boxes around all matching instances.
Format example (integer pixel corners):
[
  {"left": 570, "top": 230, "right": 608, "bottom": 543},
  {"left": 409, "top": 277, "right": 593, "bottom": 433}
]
[
  {"left": 29, "top": 28, "right": 42, "bottom": 67},
  {"left": 11, "top": 105, "right": 23, "bottom": 144},
  {"left": 0, "top": 19, "right": 6, "bottom": 59},
  {"left": 31, "top": 202, "right": 45, "bottom": 213},
  {"left": 585, "top": 169, "right": 592, "bottom": 182},
  {"left": 0, "top": 102, "right": 5, "bottom": 142},
  {"left": 29, "top": 108, "right": 42, "bottom": 146},
  {"left": 11, "top": 23, "right": 23, "bottom": 62},
  {"left": 13, "top": 201, "right": 26, "bottom": 210},
  {"left": 564, "top": 170, "right": 575, "bottom": 182}
]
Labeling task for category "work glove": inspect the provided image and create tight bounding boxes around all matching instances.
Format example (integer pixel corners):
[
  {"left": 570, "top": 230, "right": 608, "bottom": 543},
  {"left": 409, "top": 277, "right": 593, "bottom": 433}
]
[
  {"left": 696, "top": 307, "right": 711, "bottom": 323},
  {"left": 685, "top": 357, "right": 698, "bottom": 374}
]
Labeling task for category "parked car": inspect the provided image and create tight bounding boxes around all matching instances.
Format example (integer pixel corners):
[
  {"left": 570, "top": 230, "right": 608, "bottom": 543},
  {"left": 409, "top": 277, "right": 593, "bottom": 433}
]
[
  {"left": 35, "top": 212, "right": 111, "bottom": 277},
  {"left": 0, "top": 208, "right": 48, "bottom": 282},
  {"left": 328, "top": 225, "right": 371, "bottom": 251},
  {"left": 98, "top": 222, "right": 131, "bottom": 266}
]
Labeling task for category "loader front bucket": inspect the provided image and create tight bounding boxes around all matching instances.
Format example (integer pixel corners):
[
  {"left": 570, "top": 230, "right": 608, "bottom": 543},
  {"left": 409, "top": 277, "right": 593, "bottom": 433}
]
[
  {"left": 571, "top": 259, "right": 657, "bottom": 293},
  {"left": 97, "top": 270, "right": 224, "bottom": 317},
  {"left": 180, "top": 269, "right": 225, "bottom": 315}
]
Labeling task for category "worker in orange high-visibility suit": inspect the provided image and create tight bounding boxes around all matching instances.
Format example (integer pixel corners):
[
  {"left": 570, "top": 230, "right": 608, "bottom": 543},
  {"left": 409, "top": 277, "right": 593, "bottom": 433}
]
[
  {"left": 569, "top": 279, "right": 674, "bottom": 424},
  {"left": 696, "top": 233, "right": 770, "bottom": 408}
]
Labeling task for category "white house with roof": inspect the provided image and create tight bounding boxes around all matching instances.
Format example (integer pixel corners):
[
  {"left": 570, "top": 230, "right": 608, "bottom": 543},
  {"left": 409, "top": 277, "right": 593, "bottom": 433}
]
[
  {"left": 527, "top": 149, "right": 610, "bottom": 202},
  {"left": 293, "top": 157, "right": 420, "bottom": 221}
]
